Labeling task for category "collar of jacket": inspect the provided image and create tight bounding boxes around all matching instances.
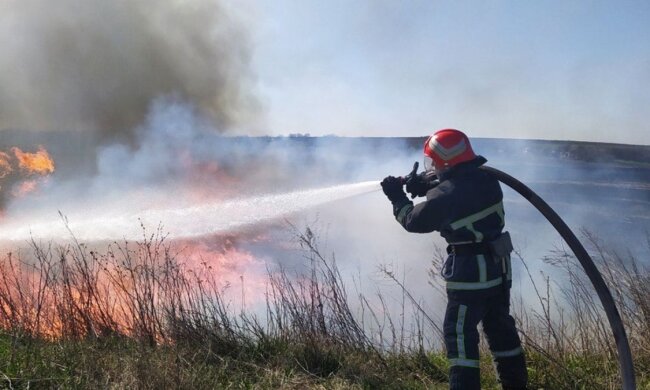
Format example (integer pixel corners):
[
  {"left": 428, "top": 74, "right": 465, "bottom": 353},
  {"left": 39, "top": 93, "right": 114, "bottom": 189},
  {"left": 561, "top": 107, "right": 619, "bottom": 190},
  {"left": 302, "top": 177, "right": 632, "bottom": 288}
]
[{"left": 438, "top": 155, "right": 488, "bottom": 181}]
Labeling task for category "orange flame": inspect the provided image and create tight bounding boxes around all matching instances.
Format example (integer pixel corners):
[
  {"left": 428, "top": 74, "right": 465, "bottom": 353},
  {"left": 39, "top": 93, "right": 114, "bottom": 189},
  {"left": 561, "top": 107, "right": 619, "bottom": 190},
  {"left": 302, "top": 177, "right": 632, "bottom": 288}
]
[
  {"left": 0, "top": 146, "right": 55, "bottom": 202},
  {"left": 0, "top": 236, "right": 269, "bottom": 340},
  {"left": 12, "top": 146, "right": 55, "bottom": 175},
  {"left": 0, "top": 152, "right": 12, "bottom": 179}
]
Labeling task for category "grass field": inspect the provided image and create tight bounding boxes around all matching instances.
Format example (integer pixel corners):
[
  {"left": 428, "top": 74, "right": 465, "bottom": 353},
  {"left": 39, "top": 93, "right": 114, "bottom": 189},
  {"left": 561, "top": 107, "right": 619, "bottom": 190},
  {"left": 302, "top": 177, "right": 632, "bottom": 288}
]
[{"left": 0, "top": 227, "right": 648, "bottom": 389}]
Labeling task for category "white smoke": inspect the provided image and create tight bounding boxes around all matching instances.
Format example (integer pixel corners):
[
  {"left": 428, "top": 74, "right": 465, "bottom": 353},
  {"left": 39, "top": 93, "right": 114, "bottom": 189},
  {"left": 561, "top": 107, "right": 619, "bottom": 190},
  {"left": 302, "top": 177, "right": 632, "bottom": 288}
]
[{"left": 1, "top": 98, "right": 414, "bottom": 242}]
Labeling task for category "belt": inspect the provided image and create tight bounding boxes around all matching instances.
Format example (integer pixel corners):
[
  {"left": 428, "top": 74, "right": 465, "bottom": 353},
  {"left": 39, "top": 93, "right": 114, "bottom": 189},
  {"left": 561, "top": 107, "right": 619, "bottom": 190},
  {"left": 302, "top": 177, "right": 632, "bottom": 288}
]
[{"left": 446, "top": 242, "right": 492, "bottom": 256}]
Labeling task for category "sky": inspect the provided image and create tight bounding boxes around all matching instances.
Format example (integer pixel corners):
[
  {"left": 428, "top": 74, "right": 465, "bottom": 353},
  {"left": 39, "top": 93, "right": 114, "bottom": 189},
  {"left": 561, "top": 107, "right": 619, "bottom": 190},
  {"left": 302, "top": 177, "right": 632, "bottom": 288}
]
[
  {"left": 1, "top": 0, "right": 649, "bottom": 145},
  {"left": 240, "top": 0, "right": 650, "bottom": 144}
]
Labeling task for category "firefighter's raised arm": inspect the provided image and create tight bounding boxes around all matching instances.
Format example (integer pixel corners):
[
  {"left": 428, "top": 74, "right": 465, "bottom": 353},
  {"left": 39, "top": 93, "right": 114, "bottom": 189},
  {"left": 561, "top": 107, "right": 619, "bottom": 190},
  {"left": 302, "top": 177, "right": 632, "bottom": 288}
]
[{"left": 380, "top": 176, "right": 448, "bottom": 233}]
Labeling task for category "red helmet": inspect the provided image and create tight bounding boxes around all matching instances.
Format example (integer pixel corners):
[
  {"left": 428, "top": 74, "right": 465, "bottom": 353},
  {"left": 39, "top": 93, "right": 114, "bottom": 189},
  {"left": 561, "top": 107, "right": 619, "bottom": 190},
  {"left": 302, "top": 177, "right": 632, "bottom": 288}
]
[{"left": 423, "top": 129, "right": 476, "bottom": 172}]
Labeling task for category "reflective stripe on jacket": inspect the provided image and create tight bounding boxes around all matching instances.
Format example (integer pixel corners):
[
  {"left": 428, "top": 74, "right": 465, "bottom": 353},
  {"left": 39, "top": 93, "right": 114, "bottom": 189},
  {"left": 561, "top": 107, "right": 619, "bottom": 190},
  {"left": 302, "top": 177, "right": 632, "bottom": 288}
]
[{"left": 392, "top": 156, "right": 508, "bottom": 292}]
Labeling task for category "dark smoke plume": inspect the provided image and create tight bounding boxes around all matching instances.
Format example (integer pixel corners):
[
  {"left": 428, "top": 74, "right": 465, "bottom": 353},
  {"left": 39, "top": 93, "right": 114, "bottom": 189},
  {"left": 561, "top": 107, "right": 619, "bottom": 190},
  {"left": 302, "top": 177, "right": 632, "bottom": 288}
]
[{"left": 0, "top": 0, "right": 258, "bottom": 141}]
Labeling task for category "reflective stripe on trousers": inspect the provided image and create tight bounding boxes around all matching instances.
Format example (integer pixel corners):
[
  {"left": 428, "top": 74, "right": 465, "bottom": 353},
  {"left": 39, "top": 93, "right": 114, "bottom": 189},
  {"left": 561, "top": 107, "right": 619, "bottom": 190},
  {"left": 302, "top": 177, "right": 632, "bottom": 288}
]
[
  {"left": 452, "top": 304, "right": 480, "bottom": 368},
  {"left": 491, "top": 346, "right": 523, "bottom": 358},
  {"left": 444, "top": 291, "right": 528, "bottom": 389}
]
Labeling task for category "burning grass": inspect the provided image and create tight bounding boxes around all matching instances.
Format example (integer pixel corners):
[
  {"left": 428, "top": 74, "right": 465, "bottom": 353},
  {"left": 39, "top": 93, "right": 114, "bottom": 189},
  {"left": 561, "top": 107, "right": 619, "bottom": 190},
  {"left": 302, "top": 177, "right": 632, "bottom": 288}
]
[
  {"left": 0, "top": 145, "right": 55, "bottom": 208},
  {"left": 0, "top": 227, "right": 648, "bottom": 388}
]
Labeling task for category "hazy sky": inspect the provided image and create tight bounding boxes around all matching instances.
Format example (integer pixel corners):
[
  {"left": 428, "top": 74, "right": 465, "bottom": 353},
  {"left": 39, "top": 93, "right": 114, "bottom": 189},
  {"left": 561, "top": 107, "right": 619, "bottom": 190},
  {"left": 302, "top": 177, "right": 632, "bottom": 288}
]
[
  {"left": 240, "top": 1, "right": 650, "bottom": 144},
  {"left": 2, "top": 1, "right": 649, "bottom": 145}
]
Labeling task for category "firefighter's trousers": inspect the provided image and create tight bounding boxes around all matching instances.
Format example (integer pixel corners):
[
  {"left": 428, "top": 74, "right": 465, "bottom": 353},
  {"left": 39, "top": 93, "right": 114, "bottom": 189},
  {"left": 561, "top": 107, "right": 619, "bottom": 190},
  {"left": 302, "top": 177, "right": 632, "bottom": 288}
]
[{"left": 444, "top": 289, "right": 527, "bottom": 389}]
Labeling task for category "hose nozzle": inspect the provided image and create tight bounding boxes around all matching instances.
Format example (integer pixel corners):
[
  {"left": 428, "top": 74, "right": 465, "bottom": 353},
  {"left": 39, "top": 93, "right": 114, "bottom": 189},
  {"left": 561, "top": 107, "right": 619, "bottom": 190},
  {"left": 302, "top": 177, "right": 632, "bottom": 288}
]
[{"left": 399, "top": 161, "right": 419, "bottom": 185}]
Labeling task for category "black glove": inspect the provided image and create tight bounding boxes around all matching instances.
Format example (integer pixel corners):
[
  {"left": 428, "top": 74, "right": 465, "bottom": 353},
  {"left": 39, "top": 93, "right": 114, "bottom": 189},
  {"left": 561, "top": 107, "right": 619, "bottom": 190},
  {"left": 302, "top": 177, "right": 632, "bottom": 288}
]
[
  {"left": 381, "top": 176, "right": 408, "bottom": 203},
  {"left": 405, "top": 173, "right": 440, "bottom": 198}
]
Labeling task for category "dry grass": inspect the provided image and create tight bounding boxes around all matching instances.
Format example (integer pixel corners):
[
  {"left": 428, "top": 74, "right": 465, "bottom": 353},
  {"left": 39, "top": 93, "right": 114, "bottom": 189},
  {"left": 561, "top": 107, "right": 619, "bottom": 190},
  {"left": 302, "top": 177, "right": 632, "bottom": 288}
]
[
  {"left": 0, "top": 225, "right": 647, "bottom": 389},
  {"left": 508, "top": 230, "right": 650, "bottom": 389}
]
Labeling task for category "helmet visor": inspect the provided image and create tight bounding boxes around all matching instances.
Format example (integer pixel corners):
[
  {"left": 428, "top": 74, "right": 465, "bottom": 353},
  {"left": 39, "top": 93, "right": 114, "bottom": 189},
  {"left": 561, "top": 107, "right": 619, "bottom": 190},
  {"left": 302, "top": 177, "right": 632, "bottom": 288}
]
[{"left": 423, "top": 155, "right": 435, "bottom": 172}]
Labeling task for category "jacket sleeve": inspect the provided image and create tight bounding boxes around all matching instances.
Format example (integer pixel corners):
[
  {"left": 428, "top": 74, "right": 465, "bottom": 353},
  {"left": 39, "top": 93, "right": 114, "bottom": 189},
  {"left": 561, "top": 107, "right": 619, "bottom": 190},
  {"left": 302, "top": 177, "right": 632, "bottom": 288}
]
[{"left": 392, "top": 192, "right": 450, "bottom": 233}]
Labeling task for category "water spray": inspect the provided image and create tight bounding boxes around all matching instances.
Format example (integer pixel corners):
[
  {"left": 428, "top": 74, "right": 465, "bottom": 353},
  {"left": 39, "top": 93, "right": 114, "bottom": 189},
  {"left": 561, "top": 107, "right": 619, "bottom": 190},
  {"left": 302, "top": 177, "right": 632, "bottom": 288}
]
[{"left": 0, "top": 181, "right": 379, "bottom": 242}]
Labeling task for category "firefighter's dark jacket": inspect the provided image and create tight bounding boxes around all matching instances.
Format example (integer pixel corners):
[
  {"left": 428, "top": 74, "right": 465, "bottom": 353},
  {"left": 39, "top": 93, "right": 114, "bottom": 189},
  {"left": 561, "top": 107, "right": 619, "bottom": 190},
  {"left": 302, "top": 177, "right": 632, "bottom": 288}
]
[{"left": 392, "top": 156, "right": 510, "bottom": 294}]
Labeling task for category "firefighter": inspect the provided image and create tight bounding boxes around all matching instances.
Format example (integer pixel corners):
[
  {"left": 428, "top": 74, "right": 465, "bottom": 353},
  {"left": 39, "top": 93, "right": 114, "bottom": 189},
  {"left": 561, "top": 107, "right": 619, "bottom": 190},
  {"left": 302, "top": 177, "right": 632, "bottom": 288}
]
[{"left": 380, "top": 129, "right": 528, "bottom": 390}]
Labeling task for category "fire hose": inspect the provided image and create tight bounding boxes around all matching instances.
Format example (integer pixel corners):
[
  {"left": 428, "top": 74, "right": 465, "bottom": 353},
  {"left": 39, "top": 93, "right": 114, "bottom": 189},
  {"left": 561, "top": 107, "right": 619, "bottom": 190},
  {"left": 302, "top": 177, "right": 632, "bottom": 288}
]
[
  {"left": 479, "top": 165, "right": 635, "bottom": 389},
  {"left": 399, "top": 162, "right": 636, "bottom": 388}
]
